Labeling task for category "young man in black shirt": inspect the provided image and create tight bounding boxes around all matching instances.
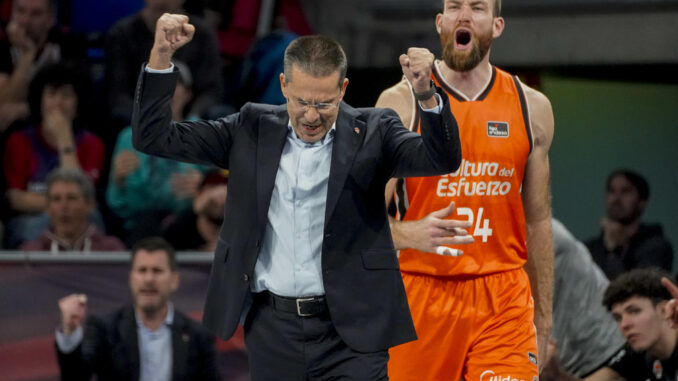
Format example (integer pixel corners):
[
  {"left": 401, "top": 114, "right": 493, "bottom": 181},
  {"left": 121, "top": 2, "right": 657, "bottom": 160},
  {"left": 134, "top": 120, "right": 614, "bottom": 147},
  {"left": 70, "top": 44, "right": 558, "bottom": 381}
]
[{"left": 542, "top": 267, "right": 677, "bottom": 381}]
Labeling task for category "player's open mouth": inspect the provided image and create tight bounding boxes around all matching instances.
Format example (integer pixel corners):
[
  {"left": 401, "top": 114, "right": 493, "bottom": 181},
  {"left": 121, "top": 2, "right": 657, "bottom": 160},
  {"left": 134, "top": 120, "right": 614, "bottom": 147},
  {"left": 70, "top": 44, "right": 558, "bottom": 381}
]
[
  {"left": 455, "top": 28, "right": 472, "bottom": 50},
  {"left": 303, "top": 124, "right": 321, "bottom": 132}
]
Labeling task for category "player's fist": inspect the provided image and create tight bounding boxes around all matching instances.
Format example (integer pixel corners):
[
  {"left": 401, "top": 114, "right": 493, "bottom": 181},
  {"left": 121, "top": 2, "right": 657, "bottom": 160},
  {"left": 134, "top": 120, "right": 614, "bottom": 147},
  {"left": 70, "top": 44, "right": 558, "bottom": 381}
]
[
  {"left": 400, "top": 47, "right": 434, "bottom": 94},
  {"left": 58, "top": 294, "right": 87, "bottom": 336}
]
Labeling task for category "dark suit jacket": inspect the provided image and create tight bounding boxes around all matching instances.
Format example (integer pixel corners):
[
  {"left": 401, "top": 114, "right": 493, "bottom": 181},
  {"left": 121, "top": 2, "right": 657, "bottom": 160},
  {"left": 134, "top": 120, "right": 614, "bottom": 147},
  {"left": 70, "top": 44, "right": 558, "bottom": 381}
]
[
  {"left": 56, "top": 306, "right": 219, "bottom": 381},
  {"left": 132, "top": 69, "right": 461, "bottom": 352}
]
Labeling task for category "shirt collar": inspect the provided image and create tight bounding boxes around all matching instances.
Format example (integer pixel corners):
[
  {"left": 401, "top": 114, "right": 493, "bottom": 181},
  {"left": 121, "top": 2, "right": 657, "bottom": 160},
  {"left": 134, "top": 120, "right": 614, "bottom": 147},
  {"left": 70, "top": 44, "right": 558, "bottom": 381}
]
[{"left": 135, "top": 302, "right": 174, "bottom": 329}]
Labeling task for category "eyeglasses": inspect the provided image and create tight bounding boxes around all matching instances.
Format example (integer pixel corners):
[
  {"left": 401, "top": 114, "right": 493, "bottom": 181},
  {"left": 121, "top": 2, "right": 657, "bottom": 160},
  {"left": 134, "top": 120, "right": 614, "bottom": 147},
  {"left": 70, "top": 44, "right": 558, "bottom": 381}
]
[{"left": 287, "top": 97, "right": 340, "bottom": 113}]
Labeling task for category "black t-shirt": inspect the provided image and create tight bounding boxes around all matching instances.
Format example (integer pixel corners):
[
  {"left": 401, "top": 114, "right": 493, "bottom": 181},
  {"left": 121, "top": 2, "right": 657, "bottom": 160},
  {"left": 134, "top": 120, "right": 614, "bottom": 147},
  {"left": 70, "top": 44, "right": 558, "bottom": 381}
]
[{"left": 608, "top": 343, "right": 678, "bottom": 381}]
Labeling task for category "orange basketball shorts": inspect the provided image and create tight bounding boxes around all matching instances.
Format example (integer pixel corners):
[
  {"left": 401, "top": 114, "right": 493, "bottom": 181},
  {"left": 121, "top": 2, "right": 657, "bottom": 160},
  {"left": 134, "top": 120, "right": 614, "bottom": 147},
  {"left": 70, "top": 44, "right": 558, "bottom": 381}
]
[{"left": 389, "top": 268, "right": 539, "bottom": 381}]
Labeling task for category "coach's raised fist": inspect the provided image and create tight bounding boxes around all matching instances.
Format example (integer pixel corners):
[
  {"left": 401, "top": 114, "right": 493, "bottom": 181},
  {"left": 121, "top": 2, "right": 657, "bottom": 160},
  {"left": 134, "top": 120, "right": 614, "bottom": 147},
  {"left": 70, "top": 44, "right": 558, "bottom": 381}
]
[
  {"left": 400, "top": 47, "right": 434, "bottom": 95},
  {"left": 149, "top": 13, "right": 195, "bottom": 69}
]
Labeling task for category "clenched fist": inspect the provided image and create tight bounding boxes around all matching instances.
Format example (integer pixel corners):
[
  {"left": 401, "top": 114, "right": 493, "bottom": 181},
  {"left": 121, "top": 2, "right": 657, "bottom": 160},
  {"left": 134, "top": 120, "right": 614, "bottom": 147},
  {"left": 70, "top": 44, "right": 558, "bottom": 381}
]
[
  {"left": 149, "top": 13, "right": 196, "bottom": 70},
  {"left": 58, "top": 294, "right": 87, "bottom": 336},
  {"left": 400, "top": 48, "right": 435, "bottom": 96}
]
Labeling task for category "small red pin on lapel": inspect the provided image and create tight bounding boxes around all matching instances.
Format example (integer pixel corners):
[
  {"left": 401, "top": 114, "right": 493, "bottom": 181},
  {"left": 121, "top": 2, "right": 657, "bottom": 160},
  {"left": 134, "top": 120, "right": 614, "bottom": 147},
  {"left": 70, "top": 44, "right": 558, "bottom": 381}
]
[{"left": 354, "top": 127, "right": 360, "bottom": 134}]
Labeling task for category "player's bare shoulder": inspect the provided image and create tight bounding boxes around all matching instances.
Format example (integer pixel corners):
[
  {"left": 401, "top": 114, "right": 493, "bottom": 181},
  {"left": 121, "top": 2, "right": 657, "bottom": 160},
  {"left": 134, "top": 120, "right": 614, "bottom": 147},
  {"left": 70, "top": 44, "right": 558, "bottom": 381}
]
[
  {"left": 376, "top": 78, "right": 415, "bottom": 129},
  {"left": 522, "top": 84, "right": 554, "bottom": 150}
]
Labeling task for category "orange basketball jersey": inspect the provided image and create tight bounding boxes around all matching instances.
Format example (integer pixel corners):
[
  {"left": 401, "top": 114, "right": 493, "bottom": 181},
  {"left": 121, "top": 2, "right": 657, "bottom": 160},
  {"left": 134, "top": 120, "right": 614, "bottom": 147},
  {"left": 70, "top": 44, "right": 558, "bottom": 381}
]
[{"left": 396, "top": 62, "right": 533, "bottom": 276}]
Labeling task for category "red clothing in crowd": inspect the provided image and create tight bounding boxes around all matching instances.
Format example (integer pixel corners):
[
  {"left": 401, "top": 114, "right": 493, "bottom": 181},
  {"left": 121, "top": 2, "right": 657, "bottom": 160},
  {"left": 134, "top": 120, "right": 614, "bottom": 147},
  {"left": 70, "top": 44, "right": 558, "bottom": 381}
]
[
  {"left": 4, "top": 125, "right": 105, "bottom": 193},
  {"left": 20, "top": 224, "right": 125, "bottom": 253}
]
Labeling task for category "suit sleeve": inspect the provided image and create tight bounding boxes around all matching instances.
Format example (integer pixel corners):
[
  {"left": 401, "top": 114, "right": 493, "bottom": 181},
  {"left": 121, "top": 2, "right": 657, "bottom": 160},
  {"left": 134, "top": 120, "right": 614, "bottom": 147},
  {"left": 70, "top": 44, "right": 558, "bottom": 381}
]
[
  {"left": 55, "top": 341, "right": 92, "bottom": 381},
  {"left": 131, "top": 68, "right": 240, "bottom": 169},
  {"left": 383, "top": 91, "right": 462, "bottom": 178},
  {"left": 55, "top": 317, "right": 108, "bottom": 381}
]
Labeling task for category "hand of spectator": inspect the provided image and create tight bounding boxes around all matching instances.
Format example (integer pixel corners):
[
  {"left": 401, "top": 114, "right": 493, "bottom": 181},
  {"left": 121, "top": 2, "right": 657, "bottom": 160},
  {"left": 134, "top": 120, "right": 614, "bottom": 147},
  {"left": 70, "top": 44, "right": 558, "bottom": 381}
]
[
  {"left": 42, "top": 108, "right": 74, "bottom": 147},
  {"left": 112, "top": 150, "right": 141, "bottom": 186},
  {"left": 149, "top": 14, "right": 195, "bottom": 69},
  {"left": 398, "top": 201, "right": 473, "bottom": 256},
  {"left": 601, "top": 217, "right": 625, "bottom": 251},
  {"left": 661, "top": 277, "right": 678, "bottom": 329},
  {"left": 6, "top": 20, "right": 37, "bottom": 56},
  {"left": 170, "top": 170, "right": 203, "bottom": 200},
  {"left": 0, "top": 102, "right": 29, "bottom": 132},
  {"left": 58, "top": 294, "right": 87, "bottom": 336},
  {"left": 399, "top": 47, "right": 435, "bottom": 96}
]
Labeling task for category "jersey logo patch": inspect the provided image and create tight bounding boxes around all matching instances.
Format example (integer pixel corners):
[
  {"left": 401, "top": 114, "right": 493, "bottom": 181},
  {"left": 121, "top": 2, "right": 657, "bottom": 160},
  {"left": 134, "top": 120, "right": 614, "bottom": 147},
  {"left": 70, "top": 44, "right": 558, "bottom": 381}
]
[
  {"left": 487, "top": 121, "right": 509, "bottom": 138},
  {"left": 528, "top": 352, "right": 538, "bottom": 366}
]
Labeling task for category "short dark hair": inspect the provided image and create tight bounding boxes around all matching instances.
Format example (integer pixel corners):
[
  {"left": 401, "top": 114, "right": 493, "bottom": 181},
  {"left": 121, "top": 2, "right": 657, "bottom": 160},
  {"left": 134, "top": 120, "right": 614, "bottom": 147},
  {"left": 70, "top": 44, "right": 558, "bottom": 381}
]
[
  {"left": 603, "top": 267, "right": 672, "bottom": 311},
  {"left": 606, "top": 169, "right": 649, "bottom": 201},
  {"left": 27, "top": 63, "right": 89, "bottom": 123},
  {"left": 131, "top": 237, "right": 178, "bottom": 272},
  {"left": 46, "top": 168, "right": 95, "bottom": 201},
  {"left": 283, "top": 35, "right": 347, "bottom": 88},
  {"left": 442, "top": 0, "right": 501, "bottom": 16}
]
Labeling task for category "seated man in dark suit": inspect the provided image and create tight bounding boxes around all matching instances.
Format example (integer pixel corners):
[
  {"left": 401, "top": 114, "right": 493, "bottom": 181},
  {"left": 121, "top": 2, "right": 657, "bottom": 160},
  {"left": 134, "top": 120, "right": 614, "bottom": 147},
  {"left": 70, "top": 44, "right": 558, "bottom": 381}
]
[{"left": 54, "top": 236, "right": 220, "bottom": 381}]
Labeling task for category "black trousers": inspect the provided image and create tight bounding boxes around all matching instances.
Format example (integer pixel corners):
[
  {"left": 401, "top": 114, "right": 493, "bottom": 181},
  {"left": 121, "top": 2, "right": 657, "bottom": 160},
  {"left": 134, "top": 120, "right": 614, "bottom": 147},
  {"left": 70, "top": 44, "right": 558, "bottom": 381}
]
[{"left": 243, "top": 293, "right": 389, "bottom": 381}]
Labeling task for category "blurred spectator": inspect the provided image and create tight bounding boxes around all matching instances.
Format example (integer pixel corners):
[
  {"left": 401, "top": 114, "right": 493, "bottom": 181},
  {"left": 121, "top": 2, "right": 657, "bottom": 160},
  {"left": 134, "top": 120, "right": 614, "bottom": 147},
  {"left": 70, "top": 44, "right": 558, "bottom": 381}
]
[
  {"left": 3, "top": 63, "right": 105, "bottom": 248},
  {"left": 541, "top": 219, "right": 625, "bottom": 379},
  {"left": 238, "top": 27, "right": 296, "bottom": 105},
  {"left": 585, "top": 169, "right": 673, "bottom": 280},
  {"left": 541, "top": 267, "right": 677, "bottom": 381},
  {"left": 220, "top": 0, "right": 310, "bottom": 108},
  {"left": 217, "top": 0, "right": 310, "bottom": 59},
  {"left": 0, "top": 0, "right": 86, "bottom": 131},
  {"left": 105, "top": 0, "right": 222, "bottom": 125},
  {"left": 106, "top": 61, "right": 206, "bottom": 247},
  {"left": 162, "top": 170, "right": 227, "bottom": 251},
  {"left": 55, "top": 236, "right": 220, "bottom": 381},
  {"left": 20, "top": 168, "right": 124, "bottom": 252}
]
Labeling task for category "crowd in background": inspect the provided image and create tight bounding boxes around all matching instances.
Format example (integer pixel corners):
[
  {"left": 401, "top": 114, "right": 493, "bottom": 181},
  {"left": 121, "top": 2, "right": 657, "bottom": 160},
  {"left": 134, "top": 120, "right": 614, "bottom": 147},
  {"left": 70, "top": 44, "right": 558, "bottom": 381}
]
[{"left": 0, "top": 0, "right": 311, "bottom": 251}]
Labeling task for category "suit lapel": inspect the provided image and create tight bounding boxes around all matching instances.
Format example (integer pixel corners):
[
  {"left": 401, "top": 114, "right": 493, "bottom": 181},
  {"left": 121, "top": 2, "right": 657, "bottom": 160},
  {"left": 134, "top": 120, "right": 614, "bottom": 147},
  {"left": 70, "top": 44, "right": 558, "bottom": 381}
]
[
  {"left": 120, "top": 307, "right": 141, "bottom": 381},
  {"left": 325, "top": 104, "right": 365, "bottom": 226},
  {"left": 256, "top": 108, "right": 289, "bottom": 230},
  {"left": 171, "top": 313, "right": 188, "bottom": 380}
]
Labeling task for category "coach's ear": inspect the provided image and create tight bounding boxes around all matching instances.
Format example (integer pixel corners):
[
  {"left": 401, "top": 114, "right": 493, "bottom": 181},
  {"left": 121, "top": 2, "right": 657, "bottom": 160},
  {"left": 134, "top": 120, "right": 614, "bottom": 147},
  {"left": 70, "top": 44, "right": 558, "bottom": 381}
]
[{"left": 280, "top": 73, "right": 288, "bottom": 98}]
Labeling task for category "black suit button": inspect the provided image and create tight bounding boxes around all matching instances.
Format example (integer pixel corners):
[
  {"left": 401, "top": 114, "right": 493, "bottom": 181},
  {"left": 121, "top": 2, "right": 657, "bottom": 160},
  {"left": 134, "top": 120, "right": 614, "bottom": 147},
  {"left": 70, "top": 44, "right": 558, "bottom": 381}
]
[
  {"left": 254, "top": 240, "right": 260, "bottom": 248},
  {"left": 243, "top": 274, "right": 249, "bottom": 282},
  {"left": 324, "top": 233, "right": 331, "bottom": 239}
]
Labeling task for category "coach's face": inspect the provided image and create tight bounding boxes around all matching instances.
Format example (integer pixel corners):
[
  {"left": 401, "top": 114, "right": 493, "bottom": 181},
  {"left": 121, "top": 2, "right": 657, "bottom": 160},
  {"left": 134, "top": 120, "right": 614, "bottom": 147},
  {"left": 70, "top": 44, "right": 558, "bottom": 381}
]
[{"left": 280, "top": 65, "right": 348, "bottom": 144}]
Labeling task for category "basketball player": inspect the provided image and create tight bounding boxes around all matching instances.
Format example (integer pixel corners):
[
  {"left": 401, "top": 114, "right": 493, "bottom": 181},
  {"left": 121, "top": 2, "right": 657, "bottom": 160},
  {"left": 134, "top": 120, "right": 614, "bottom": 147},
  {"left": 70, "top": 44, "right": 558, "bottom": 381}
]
[{"left": 377, "top": 1, "right": 554, "bottom": 380}]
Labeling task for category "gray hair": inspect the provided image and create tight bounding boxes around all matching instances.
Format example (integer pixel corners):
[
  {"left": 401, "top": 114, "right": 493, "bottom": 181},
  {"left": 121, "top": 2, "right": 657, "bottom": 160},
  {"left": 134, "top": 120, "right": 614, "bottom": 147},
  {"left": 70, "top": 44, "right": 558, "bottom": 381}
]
[
  {"left": 46, "top": 168, "right": 95, "bottom": 201},
  {"left": 283, "top": 35, "right": 347, "bottom": 88}
]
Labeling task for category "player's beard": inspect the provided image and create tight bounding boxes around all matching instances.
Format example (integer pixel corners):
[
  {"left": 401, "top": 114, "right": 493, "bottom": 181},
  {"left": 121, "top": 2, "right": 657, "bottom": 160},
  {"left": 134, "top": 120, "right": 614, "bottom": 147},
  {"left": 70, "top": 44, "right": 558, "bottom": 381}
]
[{"left": 441, "top": 26, "right": 493, "bottom": 72}]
